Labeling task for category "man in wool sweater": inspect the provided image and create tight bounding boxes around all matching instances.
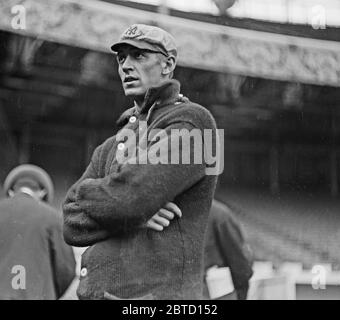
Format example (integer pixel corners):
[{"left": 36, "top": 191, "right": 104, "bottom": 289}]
[{"left": 62, "top": 24, "right": 221, "bottom": 300}]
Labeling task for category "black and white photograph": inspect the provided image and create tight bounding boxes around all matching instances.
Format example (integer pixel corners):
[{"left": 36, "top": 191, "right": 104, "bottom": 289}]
[{"left": 0, "top": 0, "right": 340, "bottom": 304}]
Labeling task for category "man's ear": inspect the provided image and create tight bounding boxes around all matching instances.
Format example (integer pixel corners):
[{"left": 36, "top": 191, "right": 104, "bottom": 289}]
[
  {"left": 36, "top": 189, "right": 47, "bottom": 201},
  {"left": 161, "top": 55, "right": 176, "bottom": 77}
]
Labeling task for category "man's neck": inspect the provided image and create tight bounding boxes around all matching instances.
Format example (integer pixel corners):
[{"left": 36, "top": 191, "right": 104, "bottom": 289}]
[
  {"left": 131, "top": 79, "right": 180, "bottom": 115},
  {"left": 132, "top": 79, "right": 171, "bottom": 112},
  {"left": 15, "top": 187, "right": 43, "bottom": 202},
  {"left": 133, "top": 98, "right": 144, "bottom": 113}
]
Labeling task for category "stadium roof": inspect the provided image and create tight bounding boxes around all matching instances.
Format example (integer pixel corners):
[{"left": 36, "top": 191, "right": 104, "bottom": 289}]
[
  {"left": 1, "top": 0, "right": 340, "bottom": 87},
  {"left": 103, "top": 0, "right": 340, "bottom": 41},
  {"left": 119, "top": 0, "right": 340, "bottom": 28}
]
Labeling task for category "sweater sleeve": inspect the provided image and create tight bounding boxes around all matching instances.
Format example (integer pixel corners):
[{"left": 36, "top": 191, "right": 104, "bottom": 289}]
[
  {"left": 62, "top": 144, "right": 111, "bottom": 247},
  {"left": 74, "top": 122, "right": 208, "bottom": 234}
]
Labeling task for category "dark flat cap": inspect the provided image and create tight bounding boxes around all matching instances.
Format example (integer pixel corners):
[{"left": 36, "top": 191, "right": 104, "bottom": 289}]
[{"left": 3, "top": 164, "right": 54, "bottom": 203}]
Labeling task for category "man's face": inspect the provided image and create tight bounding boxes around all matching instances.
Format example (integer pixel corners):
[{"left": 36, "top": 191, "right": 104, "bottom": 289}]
[{"left": 116, "top": 45, "right": 166, "bottom": 99}]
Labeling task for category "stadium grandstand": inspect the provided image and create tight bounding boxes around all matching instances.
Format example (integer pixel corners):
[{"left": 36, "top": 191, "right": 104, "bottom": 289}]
[{"left": 1, "top": 0, "right": 340, "bottom": 299}]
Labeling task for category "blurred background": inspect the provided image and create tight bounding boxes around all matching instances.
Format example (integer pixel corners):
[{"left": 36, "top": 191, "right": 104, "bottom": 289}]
[{"left": 1, "top": 0, "right": 340, "bottom": 299}]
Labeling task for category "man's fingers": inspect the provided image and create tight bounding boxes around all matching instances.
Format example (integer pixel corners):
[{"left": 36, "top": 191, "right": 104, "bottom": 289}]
[
  {"left": 158, "top": 208, "right": 175, "bottom": 220},
  {"left": 152, "top": 215, "right": 170, "bottom": 227},
  {"left": 146, "top": 205, "right": 180, "bottom": 232},
  {"left": 164, "top": 202, "right": 182, "bottom": 218},
  {"left": 146, "top": 220, "right": 163, "bottom": 231}
]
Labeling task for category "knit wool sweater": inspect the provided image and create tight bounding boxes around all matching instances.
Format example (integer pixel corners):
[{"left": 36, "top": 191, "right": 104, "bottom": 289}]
[{"left": 62, "top": 80, "right": 218, "bottom": 300}]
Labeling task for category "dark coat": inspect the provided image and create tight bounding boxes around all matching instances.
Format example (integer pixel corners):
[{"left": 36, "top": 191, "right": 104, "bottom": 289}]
[
  {"left": 63, "top": 80, "right": 219, "bottom": 300},
  {"left": 204, "top": 199, "right": 253, "bottom": 300},
  {"left": 0, "top": 193, "right": 76, "bottom": 299}
]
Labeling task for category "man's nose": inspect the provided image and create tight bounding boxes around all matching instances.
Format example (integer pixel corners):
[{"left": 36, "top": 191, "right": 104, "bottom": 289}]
[{"left": 122, "top": 55, "right": 134, "bottom": 72}]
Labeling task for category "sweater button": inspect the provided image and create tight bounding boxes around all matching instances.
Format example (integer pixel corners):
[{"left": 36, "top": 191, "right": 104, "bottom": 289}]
[
  {"left": 129, "top": 116, "right": 137, "bottom": 123},
  {"left": 117, "top": 143, "right": 125, "bottom": 150},
  {"left": 80, "top": 267, "right": 87, "bottom": 277}
]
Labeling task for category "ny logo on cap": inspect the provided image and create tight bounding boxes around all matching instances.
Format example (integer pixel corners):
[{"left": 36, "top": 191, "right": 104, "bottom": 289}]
[{"left": 124, "top": 25, "right": 144, "bottom": 39}]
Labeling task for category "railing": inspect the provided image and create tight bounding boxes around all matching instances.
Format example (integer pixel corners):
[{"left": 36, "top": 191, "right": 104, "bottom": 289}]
[{"left": 248, "top": 261, "right": 340, "bottom": 300}]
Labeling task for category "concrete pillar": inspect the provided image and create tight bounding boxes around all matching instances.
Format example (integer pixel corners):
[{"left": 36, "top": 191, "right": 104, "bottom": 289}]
[{"left": 158, "top": 0, "right": 169, "bottom": 15}]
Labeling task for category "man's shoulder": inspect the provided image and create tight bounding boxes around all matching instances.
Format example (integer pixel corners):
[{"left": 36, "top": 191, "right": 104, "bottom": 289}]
[
  {"left": 0, "top": 195, "right": 62, "bottom": 223},
  {"left": 93, "top": 136, "right": 117, "bottom": 157},
  {"left": 116, "top": 106, "right": 135, "bottom": 128},
  {"left": 161, "top": 99, "right": 217, "bottom": 129},
  {"left": 182, "top": 100, "right": 214, "bottom": 117},
  {"left": 210, "top": 200, "right": 238, "bottom": 225},
  {"left": 27, "top": 198, "right": 62, "bottom": 220},
  {"left": 0, "top": 197, "right": 16, "bottom": 216},
  {"left": 0, "top": 197, "right": 12, "bottom": 207}
]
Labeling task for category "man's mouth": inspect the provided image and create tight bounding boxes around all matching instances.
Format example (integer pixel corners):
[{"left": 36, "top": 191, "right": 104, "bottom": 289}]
[{"left": 124, "top": 76, "right": 139, "bottom": 84}]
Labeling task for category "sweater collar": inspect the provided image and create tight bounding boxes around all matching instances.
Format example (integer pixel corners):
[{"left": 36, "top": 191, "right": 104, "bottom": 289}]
[
  {"left": 116, "top": 79, "right": 181, "bottom": 128},
  {"left": 137, "top": 79, "right": 181, "bottom": 115}
]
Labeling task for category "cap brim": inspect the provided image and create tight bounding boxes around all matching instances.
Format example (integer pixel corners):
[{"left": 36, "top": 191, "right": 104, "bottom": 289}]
[
  {"left": 4, "top": 164, "right": 54, "bottom": 203},
  {"left": 111, "top": 39, "right": 168, "bottom": 56}
]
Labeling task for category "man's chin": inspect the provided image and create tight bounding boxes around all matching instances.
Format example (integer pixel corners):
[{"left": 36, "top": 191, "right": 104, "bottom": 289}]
[{"left": 124, "top": 88, "right": 145, "bottom": 98}]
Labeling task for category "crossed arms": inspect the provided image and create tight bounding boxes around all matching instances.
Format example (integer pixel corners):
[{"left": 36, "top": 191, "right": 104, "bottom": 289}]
[{"left": 62, "top": 122, "right": 206, "bottom": 247}]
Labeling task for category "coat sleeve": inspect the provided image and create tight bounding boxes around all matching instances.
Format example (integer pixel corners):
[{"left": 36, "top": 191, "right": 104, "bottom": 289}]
[
  {"left": 62, "top": 144, "right": 111, "bottom": 246},
  {"left": 48, "top": 218, "right": 77, "bottom": 299},
  {"left": 74, "top": 121, "right": 208, "bottom": 234},
  {"left": 213, "top": 213, "right": 253, "bottom": 298}
]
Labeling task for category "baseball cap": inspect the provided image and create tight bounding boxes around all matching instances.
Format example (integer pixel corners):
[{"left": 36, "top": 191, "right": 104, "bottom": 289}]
[
  {"left": 111, "top": 24, "right": 177, "bottom": 58},
  {"left": 3, "top": 164, "right": 54, "bottom": 204}
]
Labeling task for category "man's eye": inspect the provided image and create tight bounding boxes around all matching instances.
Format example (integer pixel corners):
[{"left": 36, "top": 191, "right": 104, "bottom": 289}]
[
  {"left": 133, "top": 51, "right": 144, "bottom": 59},
  {"left": 117, "top": 54, "right": 126, "bottom": 64}
]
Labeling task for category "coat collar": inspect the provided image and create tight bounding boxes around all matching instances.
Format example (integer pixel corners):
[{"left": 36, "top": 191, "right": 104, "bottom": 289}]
[
  {"left": 116, "top": 79, "right": 181, "bottom": 128},
  {"left": 138, "top": 79, "right": 181, "bottom": 114}
]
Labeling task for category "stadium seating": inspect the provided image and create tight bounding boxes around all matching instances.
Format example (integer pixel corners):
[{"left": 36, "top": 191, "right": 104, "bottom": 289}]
[{"left": 216, "top": 187, "right": 340, "bottom": 270}]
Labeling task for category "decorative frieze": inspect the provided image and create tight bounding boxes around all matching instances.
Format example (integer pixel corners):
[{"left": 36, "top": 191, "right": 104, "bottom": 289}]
[{"left": 1, "top": 0, "right": 340, "bottom": 86}]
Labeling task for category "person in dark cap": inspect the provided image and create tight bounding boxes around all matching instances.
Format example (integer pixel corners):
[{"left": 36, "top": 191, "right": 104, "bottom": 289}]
[
  {"left": 62, "top": 24, "right": 220, "bottom": 299},
  {"left": 0, "top": 164, "right": 76, "bottom": 300}
]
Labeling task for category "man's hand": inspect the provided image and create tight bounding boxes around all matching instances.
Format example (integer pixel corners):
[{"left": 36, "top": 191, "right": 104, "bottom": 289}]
[{"left": 146, "top": 202, "right": 182, "bottom": 231}]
